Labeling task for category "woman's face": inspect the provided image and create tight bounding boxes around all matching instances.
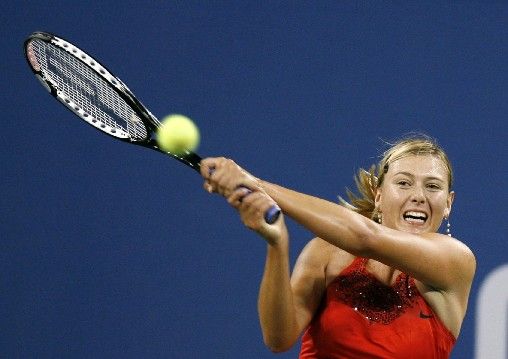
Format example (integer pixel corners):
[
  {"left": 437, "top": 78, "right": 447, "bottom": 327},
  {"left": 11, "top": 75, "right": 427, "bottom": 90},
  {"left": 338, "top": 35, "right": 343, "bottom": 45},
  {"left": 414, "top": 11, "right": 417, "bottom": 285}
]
[{"left": 375, "top": 155, "right": 454, "bottom": 234}]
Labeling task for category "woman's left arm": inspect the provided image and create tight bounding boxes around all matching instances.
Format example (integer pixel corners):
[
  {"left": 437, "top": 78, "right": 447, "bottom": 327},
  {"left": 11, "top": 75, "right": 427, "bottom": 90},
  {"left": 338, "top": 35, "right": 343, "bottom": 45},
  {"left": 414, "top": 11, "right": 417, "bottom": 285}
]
[
  {"left": 201, "top": 158, "right": 476, "bottom": 292},
  {"left": 259, "top": 179, "right": 476, "bottom": 293}
]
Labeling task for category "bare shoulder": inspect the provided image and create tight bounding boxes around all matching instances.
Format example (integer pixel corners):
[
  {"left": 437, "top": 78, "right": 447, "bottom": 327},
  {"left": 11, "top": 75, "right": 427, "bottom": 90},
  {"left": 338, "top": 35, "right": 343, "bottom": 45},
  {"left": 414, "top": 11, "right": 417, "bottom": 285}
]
[
  {"left": 291, "top": 238, "right": 354, "bottom": 312},
  {"left": 419, "top": 232, "right": 477, "bottom": 293},
  {"left": 449, "top": 235, "right": 477, "bottom": 288},
  {"left": 424, "top": 233, "right": 476, "bottom": 273},
  {"left": 296, "top": 238, "right": 356, "bottom": 286},
  {"left": 297, "top": 237, "right": 346, "bottom": 265},
  {"left": 301, "top": 237, "right": 336, "bottom": 255},
  {"left": 293, "top": 238, "right": 332, "bottom": 272}
]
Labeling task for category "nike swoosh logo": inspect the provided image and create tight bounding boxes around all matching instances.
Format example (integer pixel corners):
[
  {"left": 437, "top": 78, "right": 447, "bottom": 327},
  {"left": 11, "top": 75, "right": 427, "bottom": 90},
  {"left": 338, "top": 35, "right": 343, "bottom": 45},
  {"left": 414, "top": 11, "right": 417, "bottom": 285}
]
[{"left": 420, "top": 310, "right": 433, "bottom": 319}]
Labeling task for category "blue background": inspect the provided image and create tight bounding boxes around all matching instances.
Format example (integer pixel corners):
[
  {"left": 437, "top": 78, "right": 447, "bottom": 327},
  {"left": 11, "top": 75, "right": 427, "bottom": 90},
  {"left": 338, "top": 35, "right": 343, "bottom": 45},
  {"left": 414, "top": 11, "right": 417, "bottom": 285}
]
[{"left": 2, "top": 2, "right": 507, "bottom": 358}]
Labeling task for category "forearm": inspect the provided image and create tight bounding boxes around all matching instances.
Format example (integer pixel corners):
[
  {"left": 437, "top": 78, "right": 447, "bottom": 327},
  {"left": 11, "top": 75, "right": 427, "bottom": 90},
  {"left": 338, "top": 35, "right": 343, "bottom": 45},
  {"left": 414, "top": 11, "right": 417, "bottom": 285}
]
[
  {"left": 257, "top": 238, "right": 300, "bottom": 352},
  {"left": 260, "top": 180, "right": 372, "bottom": 256}
]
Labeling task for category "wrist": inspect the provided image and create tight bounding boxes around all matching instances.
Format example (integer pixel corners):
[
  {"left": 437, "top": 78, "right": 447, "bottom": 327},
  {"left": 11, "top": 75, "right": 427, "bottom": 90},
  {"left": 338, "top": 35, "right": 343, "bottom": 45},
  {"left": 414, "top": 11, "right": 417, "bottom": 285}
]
[{"left": 265, "top": 226, "right": 289, "bottom": 248}]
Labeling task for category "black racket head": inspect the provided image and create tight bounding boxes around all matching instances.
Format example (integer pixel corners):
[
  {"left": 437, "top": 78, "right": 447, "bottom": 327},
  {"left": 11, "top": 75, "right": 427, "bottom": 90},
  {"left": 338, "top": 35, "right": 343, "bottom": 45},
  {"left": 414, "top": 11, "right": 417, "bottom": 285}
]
[
  {"left": 24, "top": 31, "right": 156, "bottom": 143},
  {"left": 24, "top": 31, "right": 202, "bottom": 171}
]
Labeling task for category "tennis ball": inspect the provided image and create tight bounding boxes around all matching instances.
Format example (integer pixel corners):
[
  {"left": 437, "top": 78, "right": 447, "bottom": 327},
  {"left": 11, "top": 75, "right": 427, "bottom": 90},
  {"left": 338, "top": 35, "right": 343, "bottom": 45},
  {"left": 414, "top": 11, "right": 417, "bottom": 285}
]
[{"left": 156, "top": 114, "right": 200, "bottom": 154}]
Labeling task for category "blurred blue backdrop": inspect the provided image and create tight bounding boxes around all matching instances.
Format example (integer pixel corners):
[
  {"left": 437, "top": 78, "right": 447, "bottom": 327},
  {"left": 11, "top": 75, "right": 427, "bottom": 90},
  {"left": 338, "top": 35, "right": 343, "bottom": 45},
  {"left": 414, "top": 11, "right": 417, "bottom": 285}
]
[{"left": 2, "top": 1, "right": 507, "bottom": 358}]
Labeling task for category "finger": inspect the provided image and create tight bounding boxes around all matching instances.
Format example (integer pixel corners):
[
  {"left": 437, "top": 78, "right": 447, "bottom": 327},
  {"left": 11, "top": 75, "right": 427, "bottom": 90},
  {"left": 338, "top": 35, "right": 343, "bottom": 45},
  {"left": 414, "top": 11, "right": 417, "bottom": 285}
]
[
  {"left": 210, "top": 160, "right": 244, "bottom": 197},
  {"left": 201, "top": 159, "right": 226, "bottom": 194},
  {"left": 200, "top": 157, "right": 227, "bottom": 179},
  {"left": 240, "top": 193, "right": 275, "bottom": 229},
  {"left": 199, "top": 158, "right": 215, "bottom": 179},
  {"left": 240, "top": 190, "right": 281, "bottom": 224},
  {"left": 240, "top": 191, "right": 270, "bottom": 216},
  {"left": 203, "top": 180, "right": 214, "bottom": 193},
  {"left": 227, "top": 186, "right": 252, "bottom": 207},
  {"left": 211, "top": 169, "right": 231, "bottom": 196}
]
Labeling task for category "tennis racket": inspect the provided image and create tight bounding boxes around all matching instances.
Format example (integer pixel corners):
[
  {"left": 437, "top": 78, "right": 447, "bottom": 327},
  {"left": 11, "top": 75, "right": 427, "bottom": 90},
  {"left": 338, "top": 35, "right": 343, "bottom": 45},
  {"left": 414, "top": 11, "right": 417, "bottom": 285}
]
[{"left": 24, "top": 31, "right": 280, "bottom": 224}]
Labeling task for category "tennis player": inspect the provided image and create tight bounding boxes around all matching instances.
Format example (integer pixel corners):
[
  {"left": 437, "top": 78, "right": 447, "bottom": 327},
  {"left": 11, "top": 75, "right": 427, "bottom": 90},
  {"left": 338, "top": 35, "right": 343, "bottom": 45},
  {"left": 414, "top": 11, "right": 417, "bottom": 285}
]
[{"left": 201, "top": 135, "right": 475, "bottom": 358}]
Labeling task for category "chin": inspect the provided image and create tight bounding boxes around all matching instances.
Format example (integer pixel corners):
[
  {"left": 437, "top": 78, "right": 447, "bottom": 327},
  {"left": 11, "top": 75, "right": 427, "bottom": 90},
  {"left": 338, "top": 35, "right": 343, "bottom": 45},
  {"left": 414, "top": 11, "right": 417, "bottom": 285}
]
[{"left": 398, "top": 222, "right": 430, "bottom": 234}]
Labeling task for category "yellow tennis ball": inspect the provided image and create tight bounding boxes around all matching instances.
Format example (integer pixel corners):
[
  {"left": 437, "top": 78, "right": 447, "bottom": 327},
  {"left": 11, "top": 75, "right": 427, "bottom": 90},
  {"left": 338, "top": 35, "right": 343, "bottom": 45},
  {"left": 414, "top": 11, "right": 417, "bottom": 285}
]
[{"left": 156, "top": 114, "right": 200, "bottom": 154}]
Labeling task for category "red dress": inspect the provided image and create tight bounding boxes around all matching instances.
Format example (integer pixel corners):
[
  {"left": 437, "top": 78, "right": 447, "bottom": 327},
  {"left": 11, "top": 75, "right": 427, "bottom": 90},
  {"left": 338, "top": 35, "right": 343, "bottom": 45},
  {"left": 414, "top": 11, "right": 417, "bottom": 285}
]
[{"left": 299, "top": 257, "right": 456, "bottom": 358}]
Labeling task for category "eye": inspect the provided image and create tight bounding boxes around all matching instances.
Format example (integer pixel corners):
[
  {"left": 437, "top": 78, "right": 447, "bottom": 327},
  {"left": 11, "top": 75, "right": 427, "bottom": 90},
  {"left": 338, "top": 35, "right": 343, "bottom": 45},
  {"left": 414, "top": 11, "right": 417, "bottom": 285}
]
[
  {"left": 397, "top": 180, "right": 411, "bottom": 187},
  {"left": 426, "top": 183, "right": 442, "bottom": 190}
]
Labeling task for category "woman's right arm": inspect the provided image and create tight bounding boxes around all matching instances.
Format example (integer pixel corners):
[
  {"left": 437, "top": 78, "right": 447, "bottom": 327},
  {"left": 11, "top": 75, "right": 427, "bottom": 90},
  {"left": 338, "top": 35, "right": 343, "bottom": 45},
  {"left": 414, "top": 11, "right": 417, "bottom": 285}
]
[
  {"left": 200, "top": 158, "right": 328, "bottom": 350},
  {"left": 222, "top": 185, "right": 328, "bottom": 352},
  {"left": 258, "top": 236, "right": 329, "bottom": 352}
]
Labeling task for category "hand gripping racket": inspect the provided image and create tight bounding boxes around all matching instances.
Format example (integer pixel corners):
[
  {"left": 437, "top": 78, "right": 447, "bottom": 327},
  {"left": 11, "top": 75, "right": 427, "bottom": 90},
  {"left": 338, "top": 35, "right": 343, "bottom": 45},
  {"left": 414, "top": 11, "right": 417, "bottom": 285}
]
[{"left": 24, "top": 31, "right": 280, "bottom": 224}]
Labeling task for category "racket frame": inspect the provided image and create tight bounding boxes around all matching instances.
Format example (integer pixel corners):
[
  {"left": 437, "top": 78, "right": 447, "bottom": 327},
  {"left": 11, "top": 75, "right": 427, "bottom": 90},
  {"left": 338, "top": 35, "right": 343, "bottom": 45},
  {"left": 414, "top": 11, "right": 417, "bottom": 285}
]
[{"left": 24, "top": 31, "right": 202, "bottom": 172}]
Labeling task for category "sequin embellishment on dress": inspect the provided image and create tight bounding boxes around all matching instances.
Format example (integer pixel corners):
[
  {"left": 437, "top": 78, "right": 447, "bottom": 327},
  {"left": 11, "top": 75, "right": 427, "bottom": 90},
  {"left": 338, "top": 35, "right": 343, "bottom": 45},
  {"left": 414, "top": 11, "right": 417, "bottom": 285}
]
[{"left": 333, "top": 266, "right": 417, "bottom": 324}]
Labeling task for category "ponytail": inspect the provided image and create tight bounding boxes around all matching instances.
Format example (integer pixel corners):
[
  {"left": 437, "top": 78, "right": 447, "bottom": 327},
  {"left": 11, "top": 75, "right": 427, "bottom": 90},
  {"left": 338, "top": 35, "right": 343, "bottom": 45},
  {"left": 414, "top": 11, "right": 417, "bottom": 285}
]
[{"left": 339, "top": 165, "right": 381, "bottom": 222}]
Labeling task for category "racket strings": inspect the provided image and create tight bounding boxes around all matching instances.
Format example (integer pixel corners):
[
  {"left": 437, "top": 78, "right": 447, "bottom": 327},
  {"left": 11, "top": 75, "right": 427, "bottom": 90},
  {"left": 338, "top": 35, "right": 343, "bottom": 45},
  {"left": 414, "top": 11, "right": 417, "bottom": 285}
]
[{"left": 28, "top": 39, "right": 148, "bottom": 141}]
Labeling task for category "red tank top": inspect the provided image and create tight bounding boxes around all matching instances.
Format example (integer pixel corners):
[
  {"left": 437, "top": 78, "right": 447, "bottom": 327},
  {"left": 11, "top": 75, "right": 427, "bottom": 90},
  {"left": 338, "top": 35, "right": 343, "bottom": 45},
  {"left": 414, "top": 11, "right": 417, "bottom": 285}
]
[{"left": 299, "top": 257, "right": 456, "bottom": 358}]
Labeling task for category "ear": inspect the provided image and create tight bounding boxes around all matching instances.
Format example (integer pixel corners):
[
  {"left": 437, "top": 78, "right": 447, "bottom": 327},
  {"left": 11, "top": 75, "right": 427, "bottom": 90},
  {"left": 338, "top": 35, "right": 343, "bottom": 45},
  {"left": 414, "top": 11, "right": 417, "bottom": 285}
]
[{"left": 444, "top": 191, "right": 455, "bottom": 218}]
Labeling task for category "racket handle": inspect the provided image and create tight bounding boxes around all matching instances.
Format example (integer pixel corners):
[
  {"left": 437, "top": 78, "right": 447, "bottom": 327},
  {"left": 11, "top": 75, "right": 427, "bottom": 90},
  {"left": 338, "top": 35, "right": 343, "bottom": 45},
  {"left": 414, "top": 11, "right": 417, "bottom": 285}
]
[{"left": 264, "top": 204, "right": 281, "bottom": 224}]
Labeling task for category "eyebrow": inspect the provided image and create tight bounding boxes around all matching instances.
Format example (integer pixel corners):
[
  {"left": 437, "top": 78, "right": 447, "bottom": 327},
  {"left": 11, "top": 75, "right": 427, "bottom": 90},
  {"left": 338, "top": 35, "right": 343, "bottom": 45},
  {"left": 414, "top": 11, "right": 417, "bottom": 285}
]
[{"left": 393, "top": 171, "right": 446, "bottom": 182}]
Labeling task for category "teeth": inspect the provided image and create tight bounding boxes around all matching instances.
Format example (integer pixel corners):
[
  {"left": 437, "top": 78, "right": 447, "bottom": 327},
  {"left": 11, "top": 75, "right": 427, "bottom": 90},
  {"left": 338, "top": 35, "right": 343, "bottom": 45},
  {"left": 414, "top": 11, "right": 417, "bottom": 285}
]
[
  {"left": 405, "top": 211, "right": 427, "bottom": 218},
  {"left": 405, "top": 217, "right": 425, "bottom": 223},
  {"left": 404, "top": 211, "right": 427, "bottom": 223}
]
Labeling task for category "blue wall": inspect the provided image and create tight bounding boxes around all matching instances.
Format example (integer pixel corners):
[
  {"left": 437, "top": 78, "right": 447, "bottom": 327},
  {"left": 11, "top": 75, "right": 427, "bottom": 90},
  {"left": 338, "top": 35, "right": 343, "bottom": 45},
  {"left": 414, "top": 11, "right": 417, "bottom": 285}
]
[{"left": 2, "top": 2, "right": 507, "bottom": 358}]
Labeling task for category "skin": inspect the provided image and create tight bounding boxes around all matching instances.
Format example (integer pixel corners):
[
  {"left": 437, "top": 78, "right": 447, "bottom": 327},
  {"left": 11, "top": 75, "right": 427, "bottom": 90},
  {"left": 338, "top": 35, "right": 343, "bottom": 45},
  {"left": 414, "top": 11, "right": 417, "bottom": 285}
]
[{"left": 200, "top": 155, "right": 476, "bottom": 352}]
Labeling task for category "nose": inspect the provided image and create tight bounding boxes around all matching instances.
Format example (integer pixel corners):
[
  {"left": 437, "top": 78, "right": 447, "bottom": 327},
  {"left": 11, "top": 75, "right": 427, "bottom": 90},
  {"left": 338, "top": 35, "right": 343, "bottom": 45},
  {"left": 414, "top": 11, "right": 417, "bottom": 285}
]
[{"left": 410, "top": 186, "right": 426, "bottom": 204}]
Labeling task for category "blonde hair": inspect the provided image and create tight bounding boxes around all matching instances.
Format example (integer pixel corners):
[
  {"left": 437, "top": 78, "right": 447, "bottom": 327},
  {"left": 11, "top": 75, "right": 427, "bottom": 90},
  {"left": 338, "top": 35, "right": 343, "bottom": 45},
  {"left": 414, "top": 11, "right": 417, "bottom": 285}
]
[{"left": 340, "top": 134, "right": 453, "bottom": 222}]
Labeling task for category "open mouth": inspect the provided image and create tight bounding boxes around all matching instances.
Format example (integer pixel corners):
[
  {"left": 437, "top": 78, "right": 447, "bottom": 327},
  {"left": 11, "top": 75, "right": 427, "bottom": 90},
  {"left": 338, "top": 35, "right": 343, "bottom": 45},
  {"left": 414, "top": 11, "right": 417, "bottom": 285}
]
[{"left": 403, "top": 211, "right": 428, "bottom": 224}]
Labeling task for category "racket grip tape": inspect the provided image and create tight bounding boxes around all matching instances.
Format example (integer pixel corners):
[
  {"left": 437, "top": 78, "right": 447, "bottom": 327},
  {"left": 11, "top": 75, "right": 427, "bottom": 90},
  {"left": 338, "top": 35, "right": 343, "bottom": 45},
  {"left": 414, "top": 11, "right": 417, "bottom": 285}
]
[{"left": 264, "top": 204, "right": 281, "bottom": 224}]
